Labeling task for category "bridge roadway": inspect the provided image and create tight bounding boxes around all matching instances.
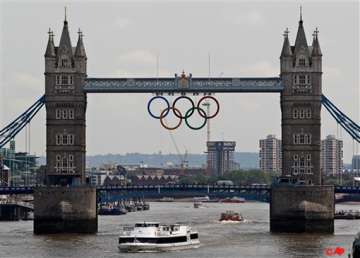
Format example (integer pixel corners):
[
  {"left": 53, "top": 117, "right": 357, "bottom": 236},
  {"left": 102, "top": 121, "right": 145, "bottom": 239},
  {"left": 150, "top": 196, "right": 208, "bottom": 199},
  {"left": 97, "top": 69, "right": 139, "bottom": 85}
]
[{"left": 1, "top": 184, "right": 360, "bottom": 195}]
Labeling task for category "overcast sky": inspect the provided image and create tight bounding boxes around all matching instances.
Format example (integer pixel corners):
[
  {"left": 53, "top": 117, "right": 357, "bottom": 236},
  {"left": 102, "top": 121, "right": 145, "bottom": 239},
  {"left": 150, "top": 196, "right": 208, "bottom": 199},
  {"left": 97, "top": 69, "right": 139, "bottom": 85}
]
[{"left": 0, "top": 1, "right": 359, "bottom": 163}]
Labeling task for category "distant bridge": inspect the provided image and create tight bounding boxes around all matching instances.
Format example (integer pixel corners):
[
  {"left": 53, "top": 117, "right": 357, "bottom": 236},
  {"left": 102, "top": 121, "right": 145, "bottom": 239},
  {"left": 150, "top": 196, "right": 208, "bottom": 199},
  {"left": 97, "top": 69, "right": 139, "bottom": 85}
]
[{"left": 1, "top": 184, "right": 360, "bottom": 195}]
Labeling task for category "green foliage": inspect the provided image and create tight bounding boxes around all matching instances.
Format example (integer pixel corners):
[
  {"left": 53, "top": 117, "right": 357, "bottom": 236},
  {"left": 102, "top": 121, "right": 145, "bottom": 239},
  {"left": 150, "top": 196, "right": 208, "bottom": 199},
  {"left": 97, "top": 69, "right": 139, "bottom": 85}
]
[
  {"left": 323, "top": 174, "right": 355, "bottom": 186},
  {"left": 220, "top": 170, "right": 277, "bottom": 185}
]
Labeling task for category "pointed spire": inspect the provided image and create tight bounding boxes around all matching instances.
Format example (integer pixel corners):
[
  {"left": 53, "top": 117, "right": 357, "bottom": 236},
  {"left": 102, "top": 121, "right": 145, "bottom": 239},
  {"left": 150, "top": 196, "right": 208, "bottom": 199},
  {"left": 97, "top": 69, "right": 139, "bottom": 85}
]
[
  {"left": 75, "top": 29, "right": 87, "bottom": 58},
  {"left": 280, "top": 28, "right": 292, "bottom": 57},
  {"left": 311, "top": 27, "right": 322, "bottom": 56},
  {"left": 294, "top": 9, "right": 309, "bottom": 55},
  {"left": 58, "top": 8, "right": 73, "bottom": 57},
  {"left": 45, "top": 28, "right": 56, "bottom": 57}
]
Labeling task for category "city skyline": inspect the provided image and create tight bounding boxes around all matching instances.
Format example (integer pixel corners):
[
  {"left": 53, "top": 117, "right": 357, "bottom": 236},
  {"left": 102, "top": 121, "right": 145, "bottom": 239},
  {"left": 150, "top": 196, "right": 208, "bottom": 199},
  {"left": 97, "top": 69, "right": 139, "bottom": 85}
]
[{"left": 0, "top": 1, "right": 359, "bottom": 163}]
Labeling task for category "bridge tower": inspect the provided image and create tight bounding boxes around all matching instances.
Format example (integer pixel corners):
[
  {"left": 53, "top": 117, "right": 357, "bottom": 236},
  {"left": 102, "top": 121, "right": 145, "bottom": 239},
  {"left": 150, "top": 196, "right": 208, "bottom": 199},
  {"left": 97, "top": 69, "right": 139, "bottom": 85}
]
[
  {"left": 44, "top": 17, "right": 87, "bottom": 185},
  {"left": 34, "top": 17, "right": 97, "bottom": 234},
  {"left": 280, "top": 16, "right": 322, "bottom": 185},
  {"left": 270, "top": 15, "right": 334, "bottom": 233}
]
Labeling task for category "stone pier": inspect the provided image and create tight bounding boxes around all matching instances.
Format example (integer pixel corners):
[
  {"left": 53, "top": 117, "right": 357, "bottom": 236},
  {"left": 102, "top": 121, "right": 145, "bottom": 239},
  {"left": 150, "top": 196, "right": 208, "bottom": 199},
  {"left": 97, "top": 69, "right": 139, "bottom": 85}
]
[
  {"left": 270, "top": 185, "right": 334, "bottom": 233},
  {"left": 34, "top": 186, "right": 97, "bottom": 234}
]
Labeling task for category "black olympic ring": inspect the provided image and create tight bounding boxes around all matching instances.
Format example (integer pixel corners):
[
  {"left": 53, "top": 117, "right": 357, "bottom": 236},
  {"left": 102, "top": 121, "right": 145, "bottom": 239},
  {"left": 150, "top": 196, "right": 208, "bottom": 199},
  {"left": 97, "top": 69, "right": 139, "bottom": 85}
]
[
  {"left": 171, "top": 96, "right": 195, "bottom": 119},
  {"left": 197, "top": 95, "right": 220, "bottom": 119},
  {"left": 159, "top": 107, "right": 182, "bottom": 130},
  {"left": 184, "top": 107, "right": 207, "bottom": 130},
  {"left": 147, "top": 96, "right": 170, "bottom": 119}
]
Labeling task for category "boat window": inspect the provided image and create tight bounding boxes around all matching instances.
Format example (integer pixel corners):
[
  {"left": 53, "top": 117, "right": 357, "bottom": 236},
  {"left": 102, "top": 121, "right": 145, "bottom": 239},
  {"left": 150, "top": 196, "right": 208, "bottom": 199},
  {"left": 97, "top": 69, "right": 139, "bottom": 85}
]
[
  {"left": 119, "top": 237, "right": 135, "bottom": 243},
  {"left": 135, "top": 223, "right": 159, "bottom": 227},
  {"left": 190, "top": 233, "right": 199, "bottom": 239},
  {"left": 119, "top": 236, "right": 188, "bottom": 244}
]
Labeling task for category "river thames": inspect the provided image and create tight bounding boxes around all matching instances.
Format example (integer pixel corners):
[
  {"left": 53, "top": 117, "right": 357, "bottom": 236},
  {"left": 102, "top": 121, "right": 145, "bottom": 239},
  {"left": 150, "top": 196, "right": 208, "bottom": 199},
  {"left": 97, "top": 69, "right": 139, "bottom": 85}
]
[{"left": 0, "top": 202, "right": 358, "bottom": 258}]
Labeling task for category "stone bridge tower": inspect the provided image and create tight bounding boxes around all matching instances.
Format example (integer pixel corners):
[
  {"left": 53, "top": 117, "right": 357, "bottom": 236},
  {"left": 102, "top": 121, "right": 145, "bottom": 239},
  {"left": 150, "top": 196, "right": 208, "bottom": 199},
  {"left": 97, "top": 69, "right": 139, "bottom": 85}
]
[
  {"left": 44, "top": 17, "right": 87, "bottom": 186},
  {"left": 280, "top": 16, "right": 322, "bottom": 185},
  {"left": 34, "top": 17, "right": 97, "bottom": 234},
  {"left": 270, "top": 15, "right": 334, "bottom": 233}
]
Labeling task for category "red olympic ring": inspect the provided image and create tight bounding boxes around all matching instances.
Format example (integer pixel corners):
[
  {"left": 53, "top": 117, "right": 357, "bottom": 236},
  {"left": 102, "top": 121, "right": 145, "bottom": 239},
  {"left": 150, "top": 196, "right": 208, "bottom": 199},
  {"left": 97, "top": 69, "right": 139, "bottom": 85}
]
[
  {"left": 197, "top": 95, "right": 220, "bottom": 119},
  {"left": 159, "top": 107, "right": 182, "bottom": 130}
]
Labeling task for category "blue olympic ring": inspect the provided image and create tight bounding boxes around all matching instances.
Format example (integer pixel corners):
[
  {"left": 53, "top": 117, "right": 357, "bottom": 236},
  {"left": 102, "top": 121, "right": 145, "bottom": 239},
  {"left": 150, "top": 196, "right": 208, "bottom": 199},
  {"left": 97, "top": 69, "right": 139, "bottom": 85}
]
[{"left": 147, "top": 96, "right": 170, "bottom": 119}]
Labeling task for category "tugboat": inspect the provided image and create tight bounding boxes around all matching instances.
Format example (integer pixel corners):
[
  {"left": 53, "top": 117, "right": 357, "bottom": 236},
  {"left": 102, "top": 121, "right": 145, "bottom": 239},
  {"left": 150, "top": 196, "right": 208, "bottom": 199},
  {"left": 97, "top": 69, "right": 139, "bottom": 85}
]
[
  {"left": 219, "top": 210, "right": 244, "bottom": 223},
  {"left": 118, "top": 222, "right": 200, "bottom": 252}
]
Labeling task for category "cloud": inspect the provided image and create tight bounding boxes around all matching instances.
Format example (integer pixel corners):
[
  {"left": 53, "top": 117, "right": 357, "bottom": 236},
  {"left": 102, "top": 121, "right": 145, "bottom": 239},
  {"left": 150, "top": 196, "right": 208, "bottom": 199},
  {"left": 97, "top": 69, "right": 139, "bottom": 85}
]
[
  {"left": 113, "top": 68, "right": 173, "bottom": 77},
  {"left": 223, "top": 10, "right": 265, "bottom": 26},
  {"left": 114, "top": 17, "right": 130, "bottom": 29},
  {"left": 239, "top": 61, "right": 279, "bottom": 77},
  {"left": 118, "top": 49, "right": 157, "bottom": 66},
  {"left": 323, "top": 66, "right": 342, "bottom": 78}
]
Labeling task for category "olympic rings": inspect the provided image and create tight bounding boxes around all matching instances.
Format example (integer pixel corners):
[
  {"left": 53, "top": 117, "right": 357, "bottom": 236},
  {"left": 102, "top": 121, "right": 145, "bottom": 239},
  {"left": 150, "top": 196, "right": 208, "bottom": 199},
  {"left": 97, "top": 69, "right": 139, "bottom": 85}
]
[
  {"left": 197, "top": 95, "right": 220, "bottom": 119},
  {"left": 147, "top": 96, "right": 170, "bottom": 119},
  {"left": 147, "top": 95, "right": 220, "bottom": 130},
  {"left": 172, "top": 96, "right": 195, "bottom": 119},
  {"left": 159, "top": 107, "right": 182, "bottom": 130},
  {"left": 184, "top": 107, "right": 207, "bottom": 130}
]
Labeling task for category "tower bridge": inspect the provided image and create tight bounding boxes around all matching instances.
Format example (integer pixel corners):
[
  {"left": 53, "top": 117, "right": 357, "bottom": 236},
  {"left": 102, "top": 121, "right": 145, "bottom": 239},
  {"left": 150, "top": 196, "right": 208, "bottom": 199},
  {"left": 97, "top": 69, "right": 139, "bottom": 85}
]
[{"left": 1, "top": 13, "right": 360, "bottom": 234}]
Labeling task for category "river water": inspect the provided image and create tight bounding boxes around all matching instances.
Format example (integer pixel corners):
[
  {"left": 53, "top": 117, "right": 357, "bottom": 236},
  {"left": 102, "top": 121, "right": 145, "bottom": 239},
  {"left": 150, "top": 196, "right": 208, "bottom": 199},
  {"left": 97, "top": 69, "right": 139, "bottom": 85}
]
[{"left": 0, "top": 202, "right": 358, "bottom": 258}]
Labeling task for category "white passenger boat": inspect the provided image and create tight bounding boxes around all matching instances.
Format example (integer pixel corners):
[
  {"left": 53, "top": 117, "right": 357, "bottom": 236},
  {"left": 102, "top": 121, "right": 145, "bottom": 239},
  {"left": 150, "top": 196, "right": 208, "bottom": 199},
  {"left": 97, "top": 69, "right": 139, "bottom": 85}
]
[{"left": 118, "top": 222, "right": 200, "bottom": 252}]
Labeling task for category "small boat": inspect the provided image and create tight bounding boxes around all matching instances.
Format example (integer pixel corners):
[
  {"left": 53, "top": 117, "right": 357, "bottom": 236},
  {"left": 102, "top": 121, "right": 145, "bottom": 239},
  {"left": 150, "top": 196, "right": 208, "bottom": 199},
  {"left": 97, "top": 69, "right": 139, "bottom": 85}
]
[
  {"left": 143, "top": 203, "right": 150, "bottom": 210},
  {"left": 193, "top": 196, "right": 210, "bottom": 202},
  {"left": 219, "top": 210, "right": 244, "bottom": 223},
  {"left": 158, "top": 197, "right": 174, "bottom": 202},
  {"left": 98, "top": 203, "right": 127, "bottom": 215},
  {"left": 193, "top": 201, "right": 203, "bottom": 208},
  {"left": 220, "top": 197, "right": 246, "bottom": 203},
  {"left": 118, "top": 222, "right": 200, "bottom": 252},
  {"left": 335, "top": 210, "right": 360, "bottom": 220}
]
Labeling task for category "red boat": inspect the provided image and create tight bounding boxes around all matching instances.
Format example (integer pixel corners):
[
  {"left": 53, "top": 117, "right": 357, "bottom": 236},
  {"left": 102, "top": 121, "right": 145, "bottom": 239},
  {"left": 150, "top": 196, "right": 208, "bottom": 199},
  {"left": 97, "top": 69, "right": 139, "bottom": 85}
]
[
  {"left": 220, "top": 197, "right": 246, "bottom": 203},
  {"left": 219, "top": 210, "right": 243, "bottom": 222}
]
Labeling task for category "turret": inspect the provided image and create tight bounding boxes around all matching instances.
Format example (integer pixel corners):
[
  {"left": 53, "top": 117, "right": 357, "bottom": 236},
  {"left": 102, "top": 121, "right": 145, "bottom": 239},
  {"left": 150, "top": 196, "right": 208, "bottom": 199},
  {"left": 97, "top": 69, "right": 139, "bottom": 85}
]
[
  {"left": 45, "top": 29, "right": 56, "bottom": 73},
  {"left": 74, "top": 29, "right": 87, "bottom": 73},
  {"left": 311, "top": 28, "right": 322, "bottom": 72},
  {"left": 57, "top": 18, "right": 73, "bottom": 69},
  {"left": 293, "top": 14, "right": 310, "bottom": 68},
  {"left": 280, "top": 28, "right": 293, "bottom": 72}
]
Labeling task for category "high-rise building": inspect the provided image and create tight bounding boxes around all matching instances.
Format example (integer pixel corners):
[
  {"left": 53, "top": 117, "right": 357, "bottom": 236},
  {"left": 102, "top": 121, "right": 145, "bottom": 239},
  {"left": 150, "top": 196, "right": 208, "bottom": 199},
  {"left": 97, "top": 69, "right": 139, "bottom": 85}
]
[
  {"left": 259, "top": 135, "right": 282, "bottom": 173},
  {"left": 320, "top": 135, "right": 343, "bottom": 175},
  {"left": 207, "top": 141, "right": 236, "bottom": 177},
  {"left": 352, "top": 155, "right": 360, "bottom": 172}
]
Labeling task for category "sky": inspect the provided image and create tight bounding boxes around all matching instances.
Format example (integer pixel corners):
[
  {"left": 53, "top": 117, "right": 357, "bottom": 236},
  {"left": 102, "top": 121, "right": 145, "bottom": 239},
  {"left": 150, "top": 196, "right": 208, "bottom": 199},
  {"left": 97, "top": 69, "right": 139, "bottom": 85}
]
[{"left": 0, "top": 1, "right": 359, "bottom": 163}]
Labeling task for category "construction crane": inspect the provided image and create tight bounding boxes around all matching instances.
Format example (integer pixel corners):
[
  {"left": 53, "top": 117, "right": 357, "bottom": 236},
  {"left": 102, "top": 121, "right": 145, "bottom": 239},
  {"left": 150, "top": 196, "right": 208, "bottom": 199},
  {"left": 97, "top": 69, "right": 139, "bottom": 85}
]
[
  {"left": 202, "top": 101, "right": 211, "bottom": 175},
  {"left": 202, "top": 101, "right": 211, "bottom": 143}
]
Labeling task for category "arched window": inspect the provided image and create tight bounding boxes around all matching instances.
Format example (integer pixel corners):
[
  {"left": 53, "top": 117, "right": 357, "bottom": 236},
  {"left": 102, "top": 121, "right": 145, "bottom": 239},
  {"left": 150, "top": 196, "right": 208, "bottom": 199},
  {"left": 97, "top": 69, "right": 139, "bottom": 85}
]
[
  {"left": 293, "top": 108, "right": 299, "bottom": 119},
  {"left": 306, "top": 108, "right": 312, "bottom": 119},
  {"left": 56, "top": 134, "right": 61, "bottom": 145},
  {"left": 298, "top": 58, "right": 306, "bottom": 67}
]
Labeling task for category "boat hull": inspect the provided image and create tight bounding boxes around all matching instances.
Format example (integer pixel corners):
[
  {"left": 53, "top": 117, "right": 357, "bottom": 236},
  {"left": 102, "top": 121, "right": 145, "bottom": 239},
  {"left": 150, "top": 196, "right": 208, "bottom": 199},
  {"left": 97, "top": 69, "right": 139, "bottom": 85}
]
[{"left": 118, "top": 240, "right": 200, "bottom": 253}]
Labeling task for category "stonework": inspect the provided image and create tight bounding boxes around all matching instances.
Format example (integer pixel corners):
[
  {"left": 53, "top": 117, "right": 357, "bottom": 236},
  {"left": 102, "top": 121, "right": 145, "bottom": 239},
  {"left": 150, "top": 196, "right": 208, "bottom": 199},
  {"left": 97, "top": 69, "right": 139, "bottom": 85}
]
[
  {"left": 280, "top": 19, "right": 322, "bottom": 185},
  {"left": 44, "top": 20, "right": 87, "bottom": 185}
]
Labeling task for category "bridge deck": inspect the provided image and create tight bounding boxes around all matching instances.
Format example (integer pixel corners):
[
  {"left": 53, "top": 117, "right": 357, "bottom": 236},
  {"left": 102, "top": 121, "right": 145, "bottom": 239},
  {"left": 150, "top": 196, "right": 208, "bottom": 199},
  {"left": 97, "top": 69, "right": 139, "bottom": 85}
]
[
  {"left": 84, "top": 77, "right": 283, "bottom": 93},
  {"left": 1, "top": 185, "right": 359, "bottom": 195}
]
